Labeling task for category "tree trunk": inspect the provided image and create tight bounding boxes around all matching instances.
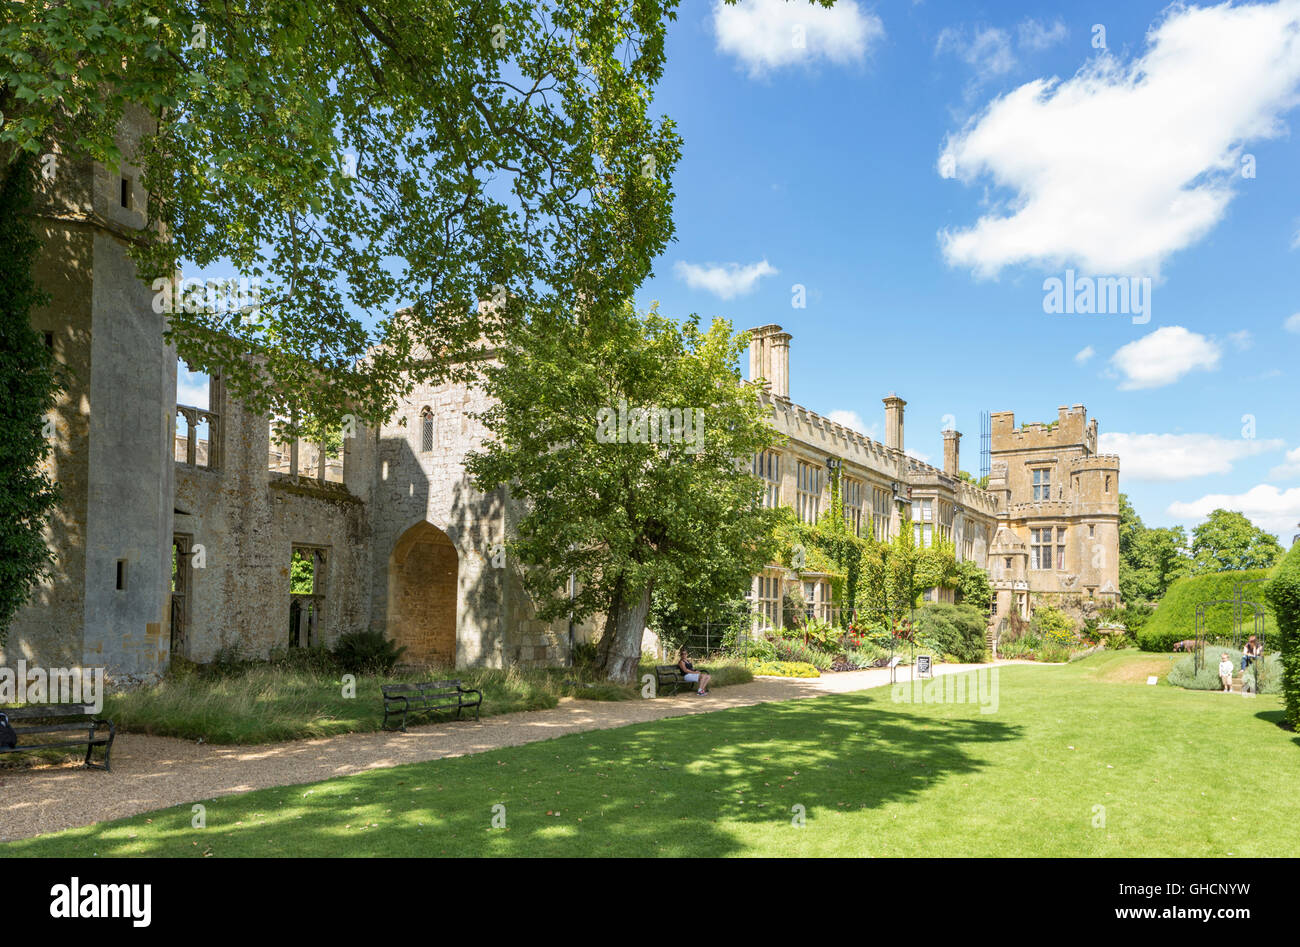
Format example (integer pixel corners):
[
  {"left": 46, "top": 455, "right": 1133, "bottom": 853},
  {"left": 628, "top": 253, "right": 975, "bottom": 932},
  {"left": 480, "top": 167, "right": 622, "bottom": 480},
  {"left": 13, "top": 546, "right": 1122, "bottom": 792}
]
[{"left": 597, "top": 584, "right": 652, "bottom": 683}]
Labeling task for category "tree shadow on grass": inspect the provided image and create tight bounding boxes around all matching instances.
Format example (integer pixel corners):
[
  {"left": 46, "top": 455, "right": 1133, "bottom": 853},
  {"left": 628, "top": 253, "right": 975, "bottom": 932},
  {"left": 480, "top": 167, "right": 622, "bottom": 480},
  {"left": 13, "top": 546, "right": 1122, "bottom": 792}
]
[
  {"left": 6, "top": 687, "right": 1022, "bottom": 858},
  {"left": 1254, "top": 708, "right": 1299, "bottom": 747}
]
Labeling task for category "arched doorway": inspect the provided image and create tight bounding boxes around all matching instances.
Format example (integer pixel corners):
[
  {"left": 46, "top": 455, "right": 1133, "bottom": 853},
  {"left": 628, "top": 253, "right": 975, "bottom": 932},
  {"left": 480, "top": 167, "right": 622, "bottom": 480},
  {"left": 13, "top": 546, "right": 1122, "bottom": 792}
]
[{"left": 387, "top": 521, "right": 459, "bottom": 666}]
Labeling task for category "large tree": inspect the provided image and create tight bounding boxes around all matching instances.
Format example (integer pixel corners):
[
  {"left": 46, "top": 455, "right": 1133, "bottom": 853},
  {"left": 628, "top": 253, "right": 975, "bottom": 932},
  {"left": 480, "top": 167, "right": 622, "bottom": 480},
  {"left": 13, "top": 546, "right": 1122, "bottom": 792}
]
[
  {"left": 1, "top": 0, "right": 683, "bottom": 431},
  {"left": 465, "top": 305, "right": 779, "bottom": 682},
  {"left": 1117, "top": 493, "right": 1191, "bottom": 603},
  {"left": 1189, "top": 509, "right": 1284, "bottom": 575},
  {"left": 0, "top": 155, "right": 60, "bottom": 645}
]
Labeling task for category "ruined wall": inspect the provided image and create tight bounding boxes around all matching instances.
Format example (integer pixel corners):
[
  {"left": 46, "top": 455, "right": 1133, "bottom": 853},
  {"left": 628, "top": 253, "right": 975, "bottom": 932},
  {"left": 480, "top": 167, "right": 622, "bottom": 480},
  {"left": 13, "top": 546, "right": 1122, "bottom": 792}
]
[{"left": 174, "top": 387, "right": 371, "bottom": 662}]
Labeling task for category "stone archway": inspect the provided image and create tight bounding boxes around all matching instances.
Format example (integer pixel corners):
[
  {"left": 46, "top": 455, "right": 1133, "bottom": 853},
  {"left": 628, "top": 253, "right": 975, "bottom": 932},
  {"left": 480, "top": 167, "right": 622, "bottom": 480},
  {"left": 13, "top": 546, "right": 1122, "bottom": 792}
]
[{"left": 387, "top": 521, "right": 459, "bottom": 666}]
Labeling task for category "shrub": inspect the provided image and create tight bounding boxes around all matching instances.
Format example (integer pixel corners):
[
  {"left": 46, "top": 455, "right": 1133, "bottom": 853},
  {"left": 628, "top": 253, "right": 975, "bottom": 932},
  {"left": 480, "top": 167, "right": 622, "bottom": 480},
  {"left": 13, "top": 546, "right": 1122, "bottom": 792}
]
[
  {"left": 1264, "top": 543, "right": 1300, "bottom": 728},
  {"left": 912, "top": 602, "right": 989, "bottom": 664},
  {"left": 332, "top": 630, "right": 406, "bottom": 674},
  {"left": 1139, "top": 568, "right": 1276, "bottom": 652},
  {"left": 748, "top": 660, "right": 820, "bottom": 678},
  {"left": 571, "top": 638, "right": 600, "bottom": 668},
  {"left": 1031, "top": 604, "right": 1077, "bottom": 648}
]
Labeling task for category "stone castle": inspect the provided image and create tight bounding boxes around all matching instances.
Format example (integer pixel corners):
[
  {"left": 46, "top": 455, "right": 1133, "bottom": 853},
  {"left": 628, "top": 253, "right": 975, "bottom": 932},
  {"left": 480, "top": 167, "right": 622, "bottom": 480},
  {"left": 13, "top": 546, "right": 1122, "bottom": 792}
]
[{"left": 3, "top": 131, "right": 1121, "bottom": 677}]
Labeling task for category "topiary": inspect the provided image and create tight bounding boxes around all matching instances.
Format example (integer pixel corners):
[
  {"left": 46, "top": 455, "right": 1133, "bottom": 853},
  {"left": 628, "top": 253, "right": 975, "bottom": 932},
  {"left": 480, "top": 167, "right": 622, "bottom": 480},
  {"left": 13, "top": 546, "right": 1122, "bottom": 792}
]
[{"left": 1263, "top": 543, "right": 1300, "bottom": 729}]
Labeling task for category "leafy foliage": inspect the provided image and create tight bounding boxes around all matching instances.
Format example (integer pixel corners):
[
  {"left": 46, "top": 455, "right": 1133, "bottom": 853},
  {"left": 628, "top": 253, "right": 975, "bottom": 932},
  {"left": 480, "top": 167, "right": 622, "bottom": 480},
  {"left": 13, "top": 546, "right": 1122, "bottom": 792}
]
[
  {"left": 1263, "top": 541, "right": 1300, "bottom": 729},
  {"left": 332, "top": 630, "right": 407, "bottom": 675},
  {"left": 1118, "top": 493, "right": 1190, "bottom": 604},
  {"left": 1189, "top": 509, "right": 1284, "bottom": 575},
  {"left": 0, "top": 156, "right": 59, "bottom": 643},
  {"left": 465, "top": 305, "right": 779, "bottom": 681},
  {"left": 2, "top": 0, "right": 684, "bottom": 437},
  {"left": 912, "top": 603, "right": 989, "bottom": 664}
]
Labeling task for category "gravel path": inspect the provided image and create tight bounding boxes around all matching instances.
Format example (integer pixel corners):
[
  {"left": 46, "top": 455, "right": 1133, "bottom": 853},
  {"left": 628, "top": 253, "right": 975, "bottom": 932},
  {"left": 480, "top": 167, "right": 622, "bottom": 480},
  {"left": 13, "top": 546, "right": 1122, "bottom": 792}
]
[{"left": 1, "top": 661, "right": 1014, "bottom": 842}]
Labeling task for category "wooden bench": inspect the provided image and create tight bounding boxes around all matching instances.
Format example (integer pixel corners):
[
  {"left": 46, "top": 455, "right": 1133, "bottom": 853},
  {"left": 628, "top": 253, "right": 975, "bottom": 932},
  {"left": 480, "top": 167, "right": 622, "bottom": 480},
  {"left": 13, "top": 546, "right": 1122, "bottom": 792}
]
[
  {"left": 0, "top": 703, "right": 116, "bottom": 771},
  {"left": 653, "top": 664, "right": 702, "bottom": 697},
  {"left": 381, "top": 681, "right": 483, "bottom": 732}
]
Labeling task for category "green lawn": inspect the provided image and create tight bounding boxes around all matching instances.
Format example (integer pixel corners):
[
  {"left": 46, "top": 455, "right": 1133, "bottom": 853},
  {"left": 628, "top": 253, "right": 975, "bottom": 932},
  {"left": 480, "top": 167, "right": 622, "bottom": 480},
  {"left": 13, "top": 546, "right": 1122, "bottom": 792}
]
[{"left": 7, "top": 653, "right": 1298, "bottom": 857}]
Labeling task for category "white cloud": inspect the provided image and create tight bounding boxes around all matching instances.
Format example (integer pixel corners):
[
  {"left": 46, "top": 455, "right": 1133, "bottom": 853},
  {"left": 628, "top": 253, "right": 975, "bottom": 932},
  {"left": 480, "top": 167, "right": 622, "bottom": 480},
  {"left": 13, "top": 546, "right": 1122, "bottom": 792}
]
[
  {"left": 1109, "top": 326, "right": 1220, "bottom": 390},
  {"left": 939, "top": 1, "right": 1300, "bottom": 277},
  {"left": 905, "top": 448, "right": 932, "bottom": 463},
  {"left": 1285, "top": 312, "right": 1300, "bottom": 333},
  {"left": 1100, "top": 432, "right": 1285, "bottom": 481},
  {"left": 827, "top": 409, "right": 880, "bottom": 439},
  {"left": 674, "top": 259, "right": 777, "bottom": 299},
  {"left": 713, "top": 0, "right": 884, "bottom": 76},
  {"left": 1269, "top": 446, "right": 1300, "bottom": 480},
  {"left": 1017, "top": 18, "right": 1068, "bottom": 52},
  {"left": 1074, "top": 345, "right": 1095, "bottom": 364},
  {"left": 1227, "top": 329, "right": 1253, "bottom": 351},
  {"left": 1168, "top": 484, "right": 1300, "bottom": 537},
  {"left": 936, "top": 26, "right": 1016, "bottom": 81}
]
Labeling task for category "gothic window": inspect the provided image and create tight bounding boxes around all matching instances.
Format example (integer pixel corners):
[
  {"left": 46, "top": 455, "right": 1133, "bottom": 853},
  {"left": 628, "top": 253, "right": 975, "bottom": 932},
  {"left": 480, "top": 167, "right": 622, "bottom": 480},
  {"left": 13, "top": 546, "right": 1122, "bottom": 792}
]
[{"left": 421, "top": 408, "right": 434, "bottom": 453}]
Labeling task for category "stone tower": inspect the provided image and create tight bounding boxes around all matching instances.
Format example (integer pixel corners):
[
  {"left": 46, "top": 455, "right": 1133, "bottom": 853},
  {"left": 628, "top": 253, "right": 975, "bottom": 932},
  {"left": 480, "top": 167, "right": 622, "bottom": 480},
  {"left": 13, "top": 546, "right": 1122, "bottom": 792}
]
[{"left": 2, "top": 108, "right": 176, "bottom": 677}]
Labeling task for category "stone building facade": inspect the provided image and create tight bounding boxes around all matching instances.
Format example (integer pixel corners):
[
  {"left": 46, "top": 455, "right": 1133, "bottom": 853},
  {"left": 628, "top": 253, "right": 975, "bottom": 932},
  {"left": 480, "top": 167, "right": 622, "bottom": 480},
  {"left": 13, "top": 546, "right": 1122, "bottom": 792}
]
[
  {"left": 3, "top": 140, "right": 1120, "bottom": 678},
  {"left": 743, "top": 325, "right": 999, "bottom": 628},
  {"left": 985, "top": 407, "right": 1122, "bottom": 627},
  {"left": 4, "top": 126, "right": 589, "bottom": 678}
]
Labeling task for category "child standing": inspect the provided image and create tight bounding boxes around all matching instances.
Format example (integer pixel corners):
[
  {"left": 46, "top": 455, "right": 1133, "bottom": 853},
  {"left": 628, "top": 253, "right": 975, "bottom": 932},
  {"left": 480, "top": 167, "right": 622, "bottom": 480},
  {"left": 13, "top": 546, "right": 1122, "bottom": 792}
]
[{"left": 1218, "top": 653, "right": 1234, "bottom": 693}]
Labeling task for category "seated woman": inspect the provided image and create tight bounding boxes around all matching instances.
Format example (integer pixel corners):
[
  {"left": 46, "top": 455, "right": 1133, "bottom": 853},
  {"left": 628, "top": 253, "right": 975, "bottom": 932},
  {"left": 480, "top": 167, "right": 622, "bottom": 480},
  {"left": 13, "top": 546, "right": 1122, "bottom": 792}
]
[
  {"left": 1241, "top": 635, "right": 1261, "bottom": 671},
  {"left": 677, "top": 647, "right": 712, "bottom": 696}
]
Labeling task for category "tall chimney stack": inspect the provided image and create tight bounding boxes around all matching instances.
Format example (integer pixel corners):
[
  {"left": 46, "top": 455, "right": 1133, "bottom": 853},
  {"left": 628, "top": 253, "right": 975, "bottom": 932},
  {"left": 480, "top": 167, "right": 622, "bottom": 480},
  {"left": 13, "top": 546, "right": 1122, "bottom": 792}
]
[
  {"left": 768, "top": 330, "right": 791, "bottom": 398},
  {"left": 883, "top": 393, "right": 906, "bottom": 452},
  {"left": 746, "top": 324, "right": 783, "bottom": 392},
  {"left": 943, "top": 429, "right": 961, "bottom": 476}
]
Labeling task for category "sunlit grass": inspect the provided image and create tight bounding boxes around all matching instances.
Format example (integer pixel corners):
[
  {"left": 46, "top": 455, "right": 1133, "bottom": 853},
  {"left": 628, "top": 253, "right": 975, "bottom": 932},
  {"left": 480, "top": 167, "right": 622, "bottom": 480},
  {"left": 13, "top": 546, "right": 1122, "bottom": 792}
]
[{"left": 7, "top": 653, "right": 1297, "bottom": 857}]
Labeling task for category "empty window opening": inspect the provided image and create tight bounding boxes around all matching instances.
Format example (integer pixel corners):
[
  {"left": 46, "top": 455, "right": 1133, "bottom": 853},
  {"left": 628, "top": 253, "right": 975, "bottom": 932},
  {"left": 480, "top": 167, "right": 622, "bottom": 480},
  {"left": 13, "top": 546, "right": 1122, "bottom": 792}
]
[
  {"left": 175, "top": 359, "right": 218, "bottom": 468},
  {"left": 120, "top": 177, "right": 131, "bottom": 209},
  {"left": 269, "top": 411, "right": 344, "bottom": 484},
  {"left": 115, "top": 559, "right": 127, "bottom": 591},
  {"left": 43, "top": 331, "right": 54, "bottom": 350},
  {"left": 289, "top": 546, "right": 328, "bottom": 648}
]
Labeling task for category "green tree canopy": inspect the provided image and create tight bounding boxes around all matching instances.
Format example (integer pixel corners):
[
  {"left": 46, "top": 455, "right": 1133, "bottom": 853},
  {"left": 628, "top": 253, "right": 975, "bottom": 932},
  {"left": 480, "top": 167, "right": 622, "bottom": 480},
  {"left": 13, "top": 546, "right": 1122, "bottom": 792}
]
[
  {"left": 1190, "top": 509, "right": 1284, "bottom": 575},
  {"left": 1117, "top": 493, "right": 1191, "bottom": 604},
  {"left": 1, "top": 0, "right": 684, "bottom": 435},
  {"left": 465, "top": 305, "right": 779, "bottom": 682}
]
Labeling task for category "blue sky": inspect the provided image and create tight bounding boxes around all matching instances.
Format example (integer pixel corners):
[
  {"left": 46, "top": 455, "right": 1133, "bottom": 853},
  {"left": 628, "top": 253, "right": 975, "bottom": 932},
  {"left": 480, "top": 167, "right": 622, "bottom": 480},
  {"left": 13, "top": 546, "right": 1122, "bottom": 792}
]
[{"left": 628, "top": 0, "right": 1300, "bottom": 538}]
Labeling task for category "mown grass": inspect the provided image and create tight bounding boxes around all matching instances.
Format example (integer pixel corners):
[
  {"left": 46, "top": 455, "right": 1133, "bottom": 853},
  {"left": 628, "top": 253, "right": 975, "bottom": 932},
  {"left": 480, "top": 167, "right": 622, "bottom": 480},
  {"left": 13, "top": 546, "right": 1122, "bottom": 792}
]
[
  {"left": 1, "top": 655, "right": 753, "bottom": 760},
  {"left": 7, "top": 652, "right": 1297, "bottom": 857}
]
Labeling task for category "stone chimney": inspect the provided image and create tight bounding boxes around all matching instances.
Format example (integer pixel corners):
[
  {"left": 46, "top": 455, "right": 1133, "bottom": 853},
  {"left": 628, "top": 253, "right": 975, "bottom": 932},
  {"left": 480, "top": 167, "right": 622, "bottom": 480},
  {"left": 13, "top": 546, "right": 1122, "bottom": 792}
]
[
  {"left": 883, "top": 393, "right": 906, "bottom": 452},
  {"left": 943, "top": 429, "right": 961, "bottom": 477},
  {"left": 768, "top": 330, "right": 791, "bottom": 398},
  {"left": 747, "top": 324, "right": 785, "bottom": 394}
]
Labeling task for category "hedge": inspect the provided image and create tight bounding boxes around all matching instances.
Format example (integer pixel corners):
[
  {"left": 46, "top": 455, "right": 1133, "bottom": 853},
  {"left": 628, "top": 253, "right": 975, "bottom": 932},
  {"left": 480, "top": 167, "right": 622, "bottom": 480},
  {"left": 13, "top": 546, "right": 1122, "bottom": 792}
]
[
  {"left": 1263, "top": 542, "right": 1300, "bottom": 729},
  {"left": 1138, "top": 568, "right": 1277, "bottom": 652}
]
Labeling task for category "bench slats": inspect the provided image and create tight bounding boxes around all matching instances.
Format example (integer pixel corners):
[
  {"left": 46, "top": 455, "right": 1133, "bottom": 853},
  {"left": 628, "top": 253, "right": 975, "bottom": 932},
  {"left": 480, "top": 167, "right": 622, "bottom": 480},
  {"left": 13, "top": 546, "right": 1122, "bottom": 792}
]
[
  {"left": 10, "top": 721, "right": 107, "bottom": 736},
  {"left": 1, "top": 703, "right": 96, "bottom": 719}
]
